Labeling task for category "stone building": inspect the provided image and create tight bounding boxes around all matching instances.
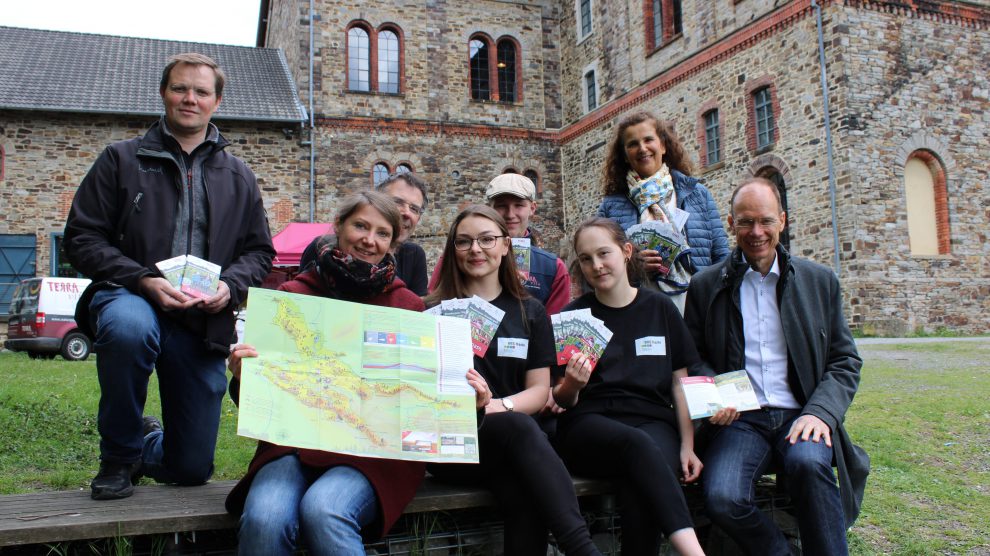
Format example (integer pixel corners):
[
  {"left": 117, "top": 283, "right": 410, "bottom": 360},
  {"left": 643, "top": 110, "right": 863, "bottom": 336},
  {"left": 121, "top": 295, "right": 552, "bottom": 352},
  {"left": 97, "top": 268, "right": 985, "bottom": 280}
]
[
  {"left": 258, "top": 0, "right": 990, "bottom": 334},
  {"left": 1, "top": 0, "right": 988, "bottom": 336}
]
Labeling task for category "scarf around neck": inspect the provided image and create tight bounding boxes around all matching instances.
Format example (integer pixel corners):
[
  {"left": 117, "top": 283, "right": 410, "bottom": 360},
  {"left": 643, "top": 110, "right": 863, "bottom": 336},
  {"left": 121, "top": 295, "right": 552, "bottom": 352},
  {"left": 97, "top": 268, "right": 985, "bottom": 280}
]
[
  {"left": 314, "top": 235, "right": 397, "bottom": 300},
  {"left": 626, "top": 164, "right": 676, "bottom": 223}
]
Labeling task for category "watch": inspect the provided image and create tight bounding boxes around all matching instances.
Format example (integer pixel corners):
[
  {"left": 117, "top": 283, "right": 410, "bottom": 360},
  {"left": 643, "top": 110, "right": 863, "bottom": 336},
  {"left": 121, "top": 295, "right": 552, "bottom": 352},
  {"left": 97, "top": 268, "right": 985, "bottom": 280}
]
[{"left": 501, "top": 397, "right": 515, "bottom": 412}]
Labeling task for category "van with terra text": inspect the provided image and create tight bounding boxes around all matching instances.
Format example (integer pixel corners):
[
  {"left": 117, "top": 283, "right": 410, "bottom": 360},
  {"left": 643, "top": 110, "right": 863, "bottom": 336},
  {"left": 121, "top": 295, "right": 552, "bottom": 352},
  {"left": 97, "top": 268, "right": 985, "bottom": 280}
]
[{"left": 5, "top": 277, "right": 93, "bottom": 361}]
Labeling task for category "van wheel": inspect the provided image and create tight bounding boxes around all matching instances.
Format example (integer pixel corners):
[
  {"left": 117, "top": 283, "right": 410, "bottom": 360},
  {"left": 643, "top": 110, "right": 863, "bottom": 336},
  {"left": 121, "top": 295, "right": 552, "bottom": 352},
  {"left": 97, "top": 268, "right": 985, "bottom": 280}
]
[
  {"left": 61, "top": 332, "right": 92, "bottom": 361},
  {"left": 28, "top": 351, "right": 56, "bottom": 360}
]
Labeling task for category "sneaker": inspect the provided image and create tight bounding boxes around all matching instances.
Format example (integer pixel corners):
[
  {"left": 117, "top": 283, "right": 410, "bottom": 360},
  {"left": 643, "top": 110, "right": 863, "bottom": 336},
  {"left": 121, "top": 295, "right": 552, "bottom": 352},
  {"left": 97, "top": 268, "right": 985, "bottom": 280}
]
[
  {"left": 142, "top": 415, "right": 163, "bottom": 437},
  {"left": 91, "top": 461, "right": 142, "bottom": 500}
]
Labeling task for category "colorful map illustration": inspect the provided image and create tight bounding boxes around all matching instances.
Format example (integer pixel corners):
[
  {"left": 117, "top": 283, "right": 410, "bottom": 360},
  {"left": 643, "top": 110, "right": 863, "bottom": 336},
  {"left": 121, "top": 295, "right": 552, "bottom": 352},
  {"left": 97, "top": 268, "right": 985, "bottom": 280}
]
[{"left": 238, "top": 288, "right": 479, "bottom": 463}]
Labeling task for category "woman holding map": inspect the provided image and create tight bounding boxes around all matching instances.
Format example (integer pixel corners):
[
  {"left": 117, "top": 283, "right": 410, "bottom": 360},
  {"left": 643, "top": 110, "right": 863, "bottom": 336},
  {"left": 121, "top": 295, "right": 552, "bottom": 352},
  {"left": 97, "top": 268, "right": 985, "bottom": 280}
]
[
  {"left": 224, "top": 191, "right": 492, "bottom": 556},
  {"left": 597, "top": 111, "right": 729, "bottom": 312},
  {"left": 552, "top": 217, "right": 706, "bottom": 556},
  {"left": 425, "top": 205, "right": 601, "bottom": 556}
]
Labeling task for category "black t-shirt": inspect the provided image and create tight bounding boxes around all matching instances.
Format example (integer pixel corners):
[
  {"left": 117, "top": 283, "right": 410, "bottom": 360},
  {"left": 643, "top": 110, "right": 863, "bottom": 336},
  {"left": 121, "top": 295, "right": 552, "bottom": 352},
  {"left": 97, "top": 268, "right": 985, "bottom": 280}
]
[
  {"left": 552, "top": 289, "right": 700, "bottom": 421},
  {"left": 474, "top": 291, "right": 555, "bottom": 399}
]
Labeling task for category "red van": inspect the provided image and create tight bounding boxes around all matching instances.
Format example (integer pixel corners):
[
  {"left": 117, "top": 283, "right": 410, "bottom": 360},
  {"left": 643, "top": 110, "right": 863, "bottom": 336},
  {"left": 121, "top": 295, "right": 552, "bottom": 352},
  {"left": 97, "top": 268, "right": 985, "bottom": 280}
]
[{"left": 5, "top": 277, "right": 92, "bottom": 361}]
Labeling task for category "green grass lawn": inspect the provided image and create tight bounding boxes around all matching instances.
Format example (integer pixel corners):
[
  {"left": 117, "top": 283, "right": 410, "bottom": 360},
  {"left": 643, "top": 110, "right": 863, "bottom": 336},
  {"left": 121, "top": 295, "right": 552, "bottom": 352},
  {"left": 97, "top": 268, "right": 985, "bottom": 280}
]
[
  {"left": 1, "top": 342, "right": 988, "bottom": 554},
  {"left": 0, "top": 351, "right": 255, "bottom": 494}
]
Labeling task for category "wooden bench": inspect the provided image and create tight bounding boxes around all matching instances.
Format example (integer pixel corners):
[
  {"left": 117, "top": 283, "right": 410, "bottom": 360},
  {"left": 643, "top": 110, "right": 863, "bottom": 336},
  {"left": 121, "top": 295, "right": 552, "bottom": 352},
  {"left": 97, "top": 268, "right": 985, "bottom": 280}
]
[
  {"left": 0, "top": 477, "right": 615, "bottom": 548},
  {"left": 0, "top": 476, "right": 792, "bottom": 553}
]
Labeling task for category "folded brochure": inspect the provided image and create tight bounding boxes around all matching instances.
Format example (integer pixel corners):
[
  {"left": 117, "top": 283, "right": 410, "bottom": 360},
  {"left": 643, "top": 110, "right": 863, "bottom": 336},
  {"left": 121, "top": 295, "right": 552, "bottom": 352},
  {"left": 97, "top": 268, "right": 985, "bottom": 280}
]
[
  {"left": 679, "top": 370, "right": 761, "bottom": 420},
  {"left": 155, "top": 254, "right": 221, "bottom": 299},
  {"left": 551, "top": 308, "right": 612, "bottom": 370},
  {"left": 425, "top": 296, "right": 505, "bottom": 358}
]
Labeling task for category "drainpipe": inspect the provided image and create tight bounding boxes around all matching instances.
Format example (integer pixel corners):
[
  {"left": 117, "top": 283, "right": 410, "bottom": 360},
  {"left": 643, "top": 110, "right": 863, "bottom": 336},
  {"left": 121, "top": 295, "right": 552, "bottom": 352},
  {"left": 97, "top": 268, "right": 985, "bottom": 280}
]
[
  {"left": 308, "top": 0, "right": 316, "bottom": 223},
  {"left": 812, "top": 0, "right": 841, "bottom": 274}
]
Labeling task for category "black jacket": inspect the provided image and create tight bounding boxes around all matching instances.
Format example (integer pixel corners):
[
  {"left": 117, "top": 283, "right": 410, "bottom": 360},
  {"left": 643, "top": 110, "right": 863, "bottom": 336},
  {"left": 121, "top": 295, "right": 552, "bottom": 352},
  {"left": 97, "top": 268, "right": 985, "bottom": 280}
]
[
  {"left": 64, "top": 120, "right": 275, "bottom": 353},
  {"left": 684, "top": 245, "right": 870, "bottom": 527}
]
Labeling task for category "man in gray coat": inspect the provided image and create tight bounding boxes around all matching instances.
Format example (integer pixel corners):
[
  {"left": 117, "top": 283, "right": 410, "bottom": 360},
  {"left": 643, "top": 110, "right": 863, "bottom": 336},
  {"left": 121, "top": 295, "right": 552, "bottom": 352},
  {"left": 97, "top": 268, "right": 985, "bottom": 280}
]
[{"left": 684, "top": 177, "right": 869, "bottom": 555}]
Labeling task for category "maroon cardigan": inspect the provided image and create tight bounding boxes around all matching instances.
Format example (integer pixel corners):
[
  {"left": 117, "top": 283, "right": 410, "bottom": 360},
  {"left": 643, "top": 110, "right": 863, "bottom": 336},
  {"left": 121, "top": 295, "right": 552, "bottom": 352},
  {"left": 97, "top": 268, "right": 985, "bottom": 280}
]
[{"left": 225, "top": 269, "right": 427, "bottom": 540}]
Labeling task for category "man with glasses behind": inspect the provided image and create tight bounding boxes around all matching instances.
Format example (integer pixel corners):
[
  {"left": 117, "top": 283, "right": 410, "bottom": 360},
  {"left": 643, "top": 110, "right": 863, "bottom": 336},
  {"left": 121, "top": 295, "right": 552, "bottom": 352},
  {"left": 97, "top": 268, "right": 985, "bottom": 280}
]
[{"left": 301, "top": 172, "right": 430, "bottom": 295}]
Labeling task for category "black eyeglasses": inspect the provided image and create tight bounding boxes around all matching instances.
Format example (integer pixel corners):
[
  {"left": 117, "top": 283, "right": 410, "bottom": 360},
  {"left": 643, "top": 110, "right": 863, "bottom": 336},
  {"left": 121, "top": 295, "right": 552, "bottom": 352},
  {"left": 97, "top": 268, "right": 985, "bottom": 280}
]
[
  {"left": 453, "top": 235, "right": 506, "bottom": 251},
  {"left": 392, "top": 197, "right": 424, "bottom": 217}
]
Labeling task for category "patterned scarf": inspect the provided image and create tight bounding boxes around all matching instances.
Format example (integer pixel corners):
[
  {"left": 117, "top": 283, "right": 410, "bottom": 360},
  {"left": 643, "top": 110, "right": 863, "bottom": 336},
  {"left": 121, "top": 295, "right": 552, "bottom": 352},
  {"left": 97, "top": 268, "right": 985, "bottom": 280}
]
[
  {"left": 314, "top": 235, "right": 396, "bottom": 300},
  {"left": 626, "top": 164, "right": 676, "bottom": 223}
]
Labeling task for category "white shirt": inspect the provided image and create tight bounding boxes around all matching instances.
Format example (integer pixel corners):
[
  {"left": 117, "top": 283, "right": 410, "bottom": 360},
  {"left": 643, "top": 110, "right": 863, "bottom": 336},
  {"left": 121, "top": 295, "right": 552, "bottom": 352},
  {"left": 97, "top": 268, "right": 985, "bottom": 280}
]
[{"left": 740, "top": 254, "right": 801, "bottom": 409}]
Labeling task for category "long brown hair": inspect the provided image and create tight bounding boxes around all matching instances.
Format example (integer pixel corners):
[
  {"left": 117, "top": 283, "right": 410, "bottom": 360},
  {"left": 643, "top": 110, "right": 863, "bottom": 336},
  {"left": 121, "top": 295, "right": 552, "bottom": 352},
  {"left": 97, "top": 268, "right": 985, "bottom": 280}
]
[
  {"left": 601, "top": 111, "right": 695, "bottom": 196},
  {"left": 571, "top": 217, "right": 647, "bottom": 288},
  {"left": 425, "top": 205, "right": 529, "bottom": 307}
]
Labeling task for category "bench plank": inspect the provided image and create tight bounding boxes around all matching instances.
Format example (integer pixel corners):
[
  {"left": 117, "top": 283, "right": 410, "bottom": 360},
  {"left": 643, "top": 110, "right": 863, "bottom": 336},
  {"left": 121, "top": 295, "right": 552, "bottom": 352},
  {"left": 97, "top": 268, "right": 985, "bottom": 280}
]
[{"left": 0, "top": 477, "right": 614, "bottom": 547}]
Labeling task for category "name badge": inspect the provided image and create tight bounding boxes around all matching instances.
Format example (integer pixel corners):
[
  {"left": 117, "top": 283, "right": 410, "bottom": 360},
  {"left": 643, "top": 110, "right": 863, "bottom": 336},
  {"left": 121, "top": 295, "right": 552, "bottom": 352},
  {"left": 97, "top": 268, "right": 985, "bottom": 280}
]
[
  {"left": 498, "top": 338, "right": 529, "bottom": 359},
  {"left": 635, "top": 336, "right": 666, "bottom": 356}
]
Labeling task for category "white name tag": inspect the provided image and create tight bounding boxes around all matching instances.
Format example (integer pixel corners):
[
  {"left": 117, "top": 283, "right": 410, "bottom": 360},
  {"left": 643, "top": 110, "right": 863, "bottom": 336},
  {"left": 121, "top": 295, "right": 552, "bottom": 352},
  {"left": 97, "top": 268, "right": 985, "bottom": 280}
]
[
  {"left": 635, "top": 336, "right": 666, "bottom": 356},
  {"left": 498, "top": 338, "right": 529, "bottom": 359}
]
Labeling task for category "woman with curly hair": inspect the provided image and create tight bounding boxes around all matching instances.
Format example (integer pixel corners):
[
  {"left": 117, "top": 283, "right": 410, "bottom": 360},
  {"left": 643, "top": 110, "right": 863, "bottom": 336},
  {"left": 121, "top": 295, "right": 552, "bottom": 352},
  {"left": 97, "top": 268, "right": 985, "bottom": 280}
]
[{"left": 597, "top": 111, "right": 729, "bottom": 311}]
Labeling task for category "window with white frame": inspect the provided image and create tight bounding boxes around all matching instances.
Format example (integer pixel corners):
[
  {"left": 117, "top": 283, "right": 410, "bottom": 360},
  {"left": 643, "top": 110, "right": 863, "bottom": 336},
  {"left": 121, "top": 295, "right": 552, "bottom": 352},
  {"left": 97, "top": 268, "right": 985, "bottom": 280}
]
[{"left": 576, "top": 0, "right": 593, "bottom": 41}]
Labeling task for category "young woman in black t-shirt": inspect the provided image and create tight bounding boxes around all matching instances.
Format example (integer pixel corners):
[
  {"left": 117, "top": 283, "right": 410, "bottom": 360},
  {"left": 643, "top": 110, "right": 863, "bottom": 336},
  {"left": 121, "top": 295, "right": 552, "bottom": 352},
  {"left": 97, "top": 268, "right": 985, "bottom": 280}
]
[
  {"left": 426, "top": 205, "right": 600, "bottom": 556},
  {"left": 553, "top": 217, "right": 705, "bottom": 556}
]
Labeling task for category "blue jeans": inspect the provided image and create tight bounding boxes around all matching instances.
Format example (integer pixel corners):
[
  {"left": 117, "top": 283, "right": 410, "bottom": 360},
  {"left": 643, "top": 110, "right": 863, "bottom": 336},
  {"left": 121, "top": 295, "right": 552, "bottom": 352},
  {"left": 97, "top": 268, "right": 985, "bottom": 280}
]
[
  {"left": 703, "top": 408, "right": 848, "bottom": 556},
  {"left": 90, "top": 287, "right": 227, "bottom": 484},
  {"left": 238, "top": 455, "right": 379, "bottom": 556}
]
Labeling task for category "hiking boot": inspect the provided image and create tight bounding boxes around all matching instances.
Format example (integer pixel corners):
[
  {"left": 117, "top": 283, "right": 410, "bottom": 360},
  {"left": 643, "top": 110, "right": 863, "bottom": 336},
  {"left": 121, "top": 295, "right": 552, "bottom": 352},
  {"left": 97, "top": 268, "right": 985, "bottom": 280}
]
[
  {"left": 142, "top": 415, "right": 163, "bottom": 437},
  {"left": 91, "top": 461, "right": 142, "bottom": 500}
]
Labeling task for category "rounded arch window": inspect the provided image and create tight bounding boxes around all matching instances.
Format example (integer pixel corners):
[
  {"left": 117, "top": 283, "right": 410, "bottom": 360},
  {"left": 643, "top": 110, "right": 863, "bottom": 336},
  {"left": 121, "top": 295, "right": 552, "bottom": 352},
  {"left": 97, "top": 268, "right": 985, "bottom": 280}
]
[{"left": 373, "top": 163, "right": 391, "bottom": 186}]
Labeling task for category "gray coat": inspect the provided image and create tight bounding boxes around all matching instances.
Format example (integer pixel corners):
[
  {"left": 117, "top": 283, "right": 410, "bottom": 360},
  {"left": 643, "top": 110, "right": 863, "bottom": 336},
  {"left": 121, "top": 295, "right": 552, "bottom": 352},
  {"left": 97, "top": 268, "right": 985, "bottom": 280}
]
[{"left": 684, "top": 246, "right": 870, "bottom": 526}]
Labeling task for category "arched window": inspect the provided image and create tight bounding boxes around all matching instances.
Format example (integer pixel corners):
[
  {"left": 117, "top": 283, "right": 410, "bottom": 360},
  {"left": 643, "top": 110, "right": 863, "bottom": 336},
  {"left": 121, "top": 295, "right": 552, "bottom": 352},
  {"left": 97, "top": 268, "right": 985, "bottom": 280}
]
[
  {"left": 745, "top": 78, "right": 780, "bottom": 152},
  {"left": 497, "top": 39, "right": 517, "bottom": 103},
  {"left": 523, "top": 169, "right": 541, "bottom": 198},
  {"left": 469, "top": 34, "right": 522, "bottom": 103},
  {"left": 753, "top": 87, "right": 775, "bottom": 148},
  {"left": 503, "top": 167, "right": 518, "bottom": 174},
  {"left": 470, "top": 38, "right": 491, "bottom": 101},
  {"left": 756, "top": 167, "right": 790, "bottom": 251},
  {"left": 395, "top": 163, "right": 413, "bottom": 174},
  {"left": 348, "top": 26, "right": 371, "bottom": 92},
  {"left": 373, "top": 163, "right": 391, "bottom": 186},
  {"left": 904, "top": 150, "right": 950, "bottom": 255},
  {"left": 346, "top": 22, "right": 403, "bottom": 94}
]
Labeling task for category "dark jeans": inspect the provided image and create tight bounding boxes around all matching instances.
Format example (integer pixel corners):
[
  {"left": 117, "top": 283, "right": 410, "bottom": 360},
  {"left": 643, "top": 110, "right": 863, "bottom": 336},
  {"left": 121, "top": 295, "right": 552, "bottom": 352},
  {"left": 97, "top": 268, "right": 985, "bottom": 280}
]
[
  {"left": 702, "top": 408, "right": 848, "bottom": 556},
  {"left": 428, "top": 411, "right": 600, "bottom": 556},
  {"left": 554, "top": 412, "right": 693, "bottom": 556},
  {"left": 90, "top": 287, "right": 227, "bottom": 484}
]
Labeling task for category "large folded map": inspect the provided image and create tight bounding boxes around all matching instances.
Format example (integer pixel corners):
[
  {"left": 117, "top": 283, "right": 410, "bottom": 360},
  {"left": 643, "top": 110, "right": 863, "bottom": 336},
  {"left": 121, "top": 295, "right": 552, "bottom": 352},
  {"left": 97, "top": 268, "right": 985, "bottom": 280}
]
[{"left": 238, "top": 288, "right": 480, "bottom": 463}]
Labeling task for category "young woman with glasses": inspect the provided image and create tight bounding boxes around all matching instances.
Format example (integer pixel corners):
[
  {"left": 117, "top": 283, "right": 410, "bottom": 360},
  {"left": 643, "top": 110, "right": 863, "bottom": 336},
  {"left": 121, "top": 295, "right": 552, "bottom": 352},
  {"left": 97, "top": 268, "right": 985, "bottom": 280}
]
[{"left": 425, "top": 205, "right": 601, "bottom": 556}]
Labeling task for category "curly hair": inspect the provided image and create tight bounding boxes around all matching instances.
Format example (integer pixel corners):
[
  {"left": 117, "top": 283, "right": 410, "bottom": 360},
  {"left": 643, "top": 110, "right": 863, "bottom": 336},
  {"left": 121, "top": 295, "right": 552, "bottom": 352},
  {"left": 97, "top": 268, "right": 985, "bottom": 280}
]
[{"left": 601, "top": 111, "right": 695, "bottom": 196}]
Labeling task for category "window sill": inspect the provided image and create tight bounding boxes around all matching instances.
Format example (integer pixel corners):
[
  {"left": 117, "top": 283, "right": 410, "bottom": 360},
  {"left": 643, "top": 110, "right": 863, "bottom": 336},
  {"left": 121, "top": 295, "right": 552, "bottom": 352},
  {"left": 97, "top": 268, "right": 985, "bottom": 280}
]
[
  {"left": 469, "top": 99, "right": 523, "bottom": 107},
  {"left": 910, "top": 254, "right": 953, "bottom": 260},
  {"left": 646, "top": 33, "right": 683, "bottom": 58},
  {"left": 701, "top": 161, "right": 726, "bottom": 175},
  {"left": 753, "top": 143, "right": 776, "bottom": 155},
  {"left": 346, "top": 90, "right": 405, "bottom": 98},
  {"left": 576, "top": 31, "right": 593, "bottom": 46}
]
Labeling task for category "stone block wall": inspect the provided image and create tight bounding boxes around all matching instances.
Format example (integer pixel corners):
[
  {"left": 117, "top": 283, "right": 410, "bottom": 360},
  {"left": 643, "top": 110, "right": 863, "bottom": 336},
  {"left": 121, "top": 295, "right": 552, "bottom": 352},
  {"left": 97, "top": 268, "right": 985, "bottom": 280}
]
[{"left": 832, "top": 3, "right": 990, "bottom": 334}]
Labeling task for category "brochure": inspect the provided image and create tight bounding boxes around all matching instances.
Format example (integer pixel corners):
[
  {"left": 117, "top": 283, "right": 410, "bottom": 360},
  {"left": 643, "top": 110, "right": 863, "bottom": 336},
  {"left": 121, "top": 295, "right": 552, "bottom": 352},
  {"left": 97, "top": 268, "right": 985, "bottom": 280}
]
[
  {"left": 551, "top": 308, "right": 612, "bottom": 370},
  {"left": 626, "top": 221, "right": 688, "bottom": 277},
  {"left": 155, "top": 254, "right": 221, "bottom": 299},
  {"left": 512, "top": 237, "right": 532, "bottom": 278},
  {"left": 430, "top": 296, "right": 505, "bottom": 357},
  {"left": 679, "top": 370, "right": 761, "bottom": 420}
]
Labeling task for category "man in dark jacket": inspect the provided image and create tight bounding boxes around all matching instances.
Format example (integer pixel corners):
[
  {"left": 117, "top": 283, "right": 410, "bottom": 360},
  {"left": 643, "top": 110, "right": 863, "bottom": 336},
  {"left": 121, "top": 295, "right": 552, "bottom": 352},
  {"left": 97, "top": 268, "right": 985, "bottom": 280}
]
[
  {"left": 684, "top": 178, "right": 868, "bottom": 555},
  {"left": 64, "top": 53, "right": 275, "bottom": 500}
]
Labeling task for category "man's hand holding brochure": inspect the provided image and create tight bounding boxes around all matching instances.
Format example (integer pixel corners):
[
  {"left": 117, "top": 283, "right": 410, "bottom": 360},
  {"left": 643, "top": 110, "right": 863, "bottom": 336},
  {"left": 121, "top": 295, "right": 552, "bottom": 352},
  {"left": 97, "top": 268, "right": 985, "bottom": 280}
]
[{"left": 679, "top": 370, "right": 761, "bottom": 420}]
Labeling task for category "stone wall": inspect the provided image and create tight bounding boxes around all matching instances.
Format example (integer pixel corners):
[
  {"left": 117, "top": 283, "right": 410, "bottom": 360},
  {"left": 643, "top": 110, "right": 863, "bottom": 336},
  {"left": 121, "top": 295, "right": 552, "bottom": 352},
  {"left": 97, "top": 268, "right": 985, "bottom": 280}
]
[{"left": 833, "top": 4, "right": 990, "bottom": 334}]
